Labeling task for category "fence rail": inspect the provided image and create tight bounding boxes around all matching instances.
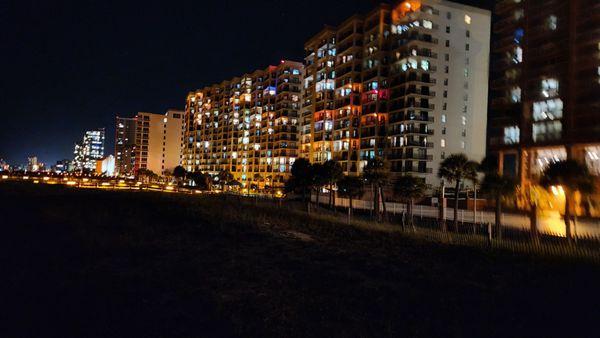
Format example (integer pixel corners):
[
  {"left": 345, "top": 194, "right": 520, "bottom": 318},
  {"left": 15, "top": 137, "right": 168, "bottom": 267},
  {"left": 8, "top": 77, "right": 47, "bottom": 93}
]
[{"left": 310, "top": 193, "right": 600, "bottom": 239}]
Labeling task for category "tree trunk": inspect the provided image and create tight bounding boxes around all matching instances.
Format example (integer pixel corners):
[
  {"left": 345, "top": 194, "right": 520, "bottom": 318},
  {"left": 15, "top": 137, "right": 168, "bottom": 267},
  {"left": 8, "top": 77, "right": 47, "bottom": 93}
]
[
  {"left": 408, "top": 199, "right": 413, "bottom": 226},
  {"left": 439, "top": 183, "right": 447, "bottom": 232},
  {"left": 453, "top": 180, "right": 460, "bottom": 232},
  {"left": 564, "top": 191, "right": 573, "bottom": 243},
  {"left": 380, "top": 186, "right": 387, "bottom": 223},
  {"left": 372, "top": 184, "right": 378, "bottom": 220},
  {"left": 306, "top": 188, "right": 311, "bottom": 215},
  {"left": 530, "top": 203, "right": 539, "bottom": 244},
  {"left": 316, "top": 188, "right": 321, "bottom": 210},
  {"left": 495, "top": 196, "right": 502, "bottom": 240},
  {"left": 332, "top": 185, "right": 336, "bottom": 210},
  {"left": 348, "top": 196, "right": 353, "bottom": 224}
]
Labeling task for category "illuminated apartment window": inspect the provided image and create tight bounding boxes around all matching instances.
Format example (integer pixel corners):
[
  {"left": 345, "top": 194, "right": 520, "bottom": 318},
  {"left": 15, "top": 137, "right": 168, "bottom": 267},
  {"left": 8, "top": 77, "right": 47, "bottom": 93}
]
[
  {"left": 503, "top": 126, "right": 520, "bottom": 144},
  {"left": 511, "top": 47, "right": 523, "bottom": 64},
  {"left": 547, "top": 15, "right": 558, "bottom": 30},
  {"left": 514, "top": 9, "right": 524, "bottom": 21},
  {"left": 533, "top": 98, "right": 563, "bottom": 121},
  {"left": 533, "top": 121, "right": 562, "bottom": 142},
  {"left": 441, "top": 114, "right": 447, "bottom": 123},
  {"left": 510, "top": 87, "right": 521, "bottom": 103},
  {"left": 441, "top": 139, "right": 446, "bottom": 148},
  {"left": 464, "top": 15, "right": 471, "bottom": 24},
  {"left": 541, "top": 78, "right": 559, "bottom": 98}
]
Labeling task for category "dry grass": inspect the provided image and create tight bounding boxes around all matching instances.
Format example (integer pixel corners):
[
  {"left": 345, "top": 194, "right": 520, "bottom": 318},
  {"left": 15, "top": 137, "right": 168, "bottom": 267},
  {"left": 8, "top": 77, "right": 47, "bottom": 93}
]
[{"left": 1, "top": 182, "right": 599, "bottom": 338}]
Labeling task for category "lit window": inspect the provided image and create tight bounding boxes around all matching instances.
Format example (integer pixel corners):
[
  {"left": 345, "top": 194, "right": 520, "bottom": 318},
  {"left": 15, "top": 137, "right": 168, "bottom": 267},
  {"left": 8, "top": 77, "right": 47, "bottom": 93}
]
[
  {"left": 441, "top": 114, "right": 447, "bottom": 123},
  {"left": 441, "top": 139, "right": 446, "bottom": 148},
  {"left": 511, "top": 47, "right": 523, "bottom": 64},
  {"left": 533, "top": 98, "right": 563, "bottom": 121},
  {"left": 541, "top": 78, "right": 559, "bottom": 98},
  {"left": 464, "top": 15, "right": 471, "bottom": 24},
  {"left": 510, "top": 87, "right": 521, "bottom": 103},
  {"left": 504, "top": 126, "right": 520, "bottom": 144},
  {"left": 533, "top": 121, "right": 562, "bottom": 142},
  {"left": 462, "top": 116, "right": 467, "bottom": 125},
  {"left": 547, "top": 15, "right": 557, "bottom": 30}
]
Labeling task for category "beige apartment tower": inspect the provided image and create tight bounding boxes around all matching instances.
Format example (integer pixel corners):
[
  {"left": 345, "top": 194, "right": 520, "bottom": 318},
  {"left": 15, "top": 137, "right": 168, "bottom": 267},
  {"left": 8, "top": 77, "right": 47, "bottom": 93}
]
[{"left": 133, "top": 110, "right": 184, "bottom": 176}]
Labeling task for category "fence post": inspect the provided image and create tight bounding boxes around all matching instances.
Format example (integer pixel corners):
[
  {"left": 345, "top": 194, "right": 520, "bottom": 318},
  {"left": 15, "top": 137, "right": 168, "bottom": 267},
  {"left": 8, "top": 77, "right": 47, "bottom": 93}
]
[{"left": 487, "top": 222, "right": 492, "bottom": 249}]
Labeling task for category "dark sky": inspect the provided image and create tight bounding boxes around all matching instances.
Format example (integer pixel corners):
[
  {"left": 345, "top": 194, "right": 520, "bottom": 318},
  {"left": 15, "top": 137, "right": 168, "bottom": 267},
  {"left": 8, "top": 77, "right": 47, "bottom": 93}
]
[{"left": 1, "top": 0, "right": 491, "bottom": 166}]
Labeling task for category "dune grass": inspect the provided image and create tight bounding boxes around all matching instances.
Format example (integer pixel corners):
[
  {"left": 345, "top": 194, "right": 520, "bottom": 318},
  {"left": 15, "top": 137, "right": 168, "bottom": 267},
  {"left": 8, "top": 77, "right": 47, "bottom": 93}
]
[{"left": 1, "top": 182, "right": 599, "bottom": 337}]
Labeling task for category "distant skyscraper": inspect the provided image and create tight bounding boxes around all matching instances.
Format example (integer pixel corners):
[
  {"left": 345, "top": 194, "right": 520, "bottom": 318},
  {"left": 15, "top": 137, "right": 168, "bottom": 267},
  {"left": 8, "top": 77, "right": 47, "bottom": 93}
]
[
  {"left": 52, "top": 159, "right": 72, "bottom": 174},
  {"left": 0, "top": 159, "right": 9, "bottom": 171},
  {"left": 115, "top": 116, "right": 137, "bottom": 176},
  {"left": 27, "top": 156, "right": 39, "bottom": 172},
  {"left": 73, "top": 128, "right": 105, "bottom": 172}
]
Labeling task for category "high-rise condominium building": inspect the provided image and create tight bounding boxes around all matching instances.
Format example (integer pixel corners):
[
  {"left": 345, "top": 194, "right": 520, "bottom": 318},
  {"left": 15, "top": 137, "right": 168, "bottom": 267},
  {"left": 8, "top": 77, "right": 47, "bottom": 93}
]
[
  {"left": 115, "top": 116, "right": 137, "bottom": 176},
  {"left": 134, "top": 110, "right": 184, "bottom": 176},
  {"left": 73, "top": 128, "right": 105, "bottom": 172},
  {"left": 489, "top": 0, "right": 600, "bottom": 182},
  {"left": 302, "top": 0, "right": 490, "bottom": 186},
  {"left": 183, "top": 60, "right": 304, "bottom": 189}
]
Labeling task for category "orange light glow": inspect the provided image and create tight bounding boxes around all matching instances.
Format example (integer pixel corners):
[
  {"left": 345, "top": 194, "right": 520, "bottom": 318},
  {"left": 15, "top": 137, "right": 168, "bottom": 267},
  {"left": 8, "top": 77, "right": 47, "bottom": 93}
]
[{"left": 393, "top": 1, "right": 421, "bottom": 21}]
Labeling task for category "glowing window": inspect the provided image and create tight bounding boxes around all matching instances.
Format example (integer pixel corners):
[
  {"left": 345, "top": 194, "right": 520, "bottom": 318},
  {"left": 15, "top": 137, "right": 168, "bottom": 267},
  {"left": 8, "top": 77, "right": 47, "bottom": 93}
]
[{"left": 464, "top": 15, "right": 471, "bottom": 24}]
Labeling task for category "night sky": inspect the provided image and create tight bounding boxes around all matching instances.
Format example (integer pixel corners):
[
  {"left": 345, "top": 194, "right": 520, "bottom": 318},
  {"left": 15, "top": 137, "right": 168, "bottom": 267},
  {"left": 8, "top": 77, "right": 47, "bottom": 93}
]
[{"left": 1, "top": 0, "right": 492, "bottom": 166}]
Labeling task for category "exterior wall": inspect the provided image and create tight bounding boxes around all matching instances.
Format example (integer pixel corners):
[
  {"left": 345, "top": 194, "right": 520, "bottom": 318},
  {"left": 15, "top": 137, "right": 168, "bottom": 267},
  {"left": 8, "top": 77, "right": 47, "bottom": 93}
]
[
  {"left": 95, "top": 155, "right": 115, "bottom": 176},
  {"left": 427, "top": 0, "right": 491, "bottom": 184},
  {"left": 163, "top": 110, "right": 184, "bottom": 174},
  {"left": 135, "top": 111, "right": 183, "bottom": 176}
]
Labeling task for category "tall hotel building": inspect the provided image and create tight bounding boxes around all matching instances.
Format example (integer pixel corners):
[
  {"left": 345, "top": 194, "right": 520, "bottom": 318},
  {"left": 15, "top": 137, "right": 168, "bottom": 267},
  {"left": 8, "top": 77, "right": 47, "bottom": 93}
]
[
  {"left": 489, "top": 0, "right": 600, "bottom": 182},
  {"left": 115, "top": 116, "right": 137, "bottom": 176},
  {"left": 302, "top": 0, "right": 491, "bottom": 186},
  {"left": 183, "top": 61, "right": 304, "bottom": 188}
]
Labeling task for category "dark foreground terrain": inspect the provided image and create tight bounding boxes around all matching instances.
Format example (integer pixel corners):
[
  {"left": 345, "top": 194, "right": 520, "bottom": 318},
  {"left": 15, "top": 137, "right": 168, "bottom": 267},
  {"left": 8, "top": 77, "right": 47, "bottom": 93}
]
[{"left": 1, "top": 182, "right": 599, "bottom": 338}]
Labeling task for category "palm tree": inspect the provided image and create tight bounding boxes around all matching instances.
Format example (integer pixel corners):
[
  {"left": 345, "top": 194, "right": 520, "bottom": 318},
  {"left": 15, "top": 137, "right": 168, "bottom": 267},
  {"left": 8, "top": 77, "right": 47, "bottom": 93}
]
[
  {"left": 337, "top": 175, "right": 365, "bottom": 222},
  {"left": 189, "top": 171, "right": 211, "bottom": 190},
  {"left": 312, "top": 163, "right": 328, "bottom": 209},
  {"left": 481, "top": 173, "right": 517, "bottom": 240},
  {"left": 286, "top": 158, "right": 316, "bottom": 213},
  {"left": 321, "top": 160, "right": 344, "bottom": 209},
  {"left": 218, "top": 169, "right": 233, "bottom": 190},
  {"left": 438, "top": 154, "right": 479, "bottom": 231},
  {"left": 173, "top": 165, "right": 187, "bottom": 183},
  {"left": 540, "top": 160, "right": 595, "bottom": 242},
  {"left": 393, "top": 175, "right": 428, "bottom": 231},
  {"left": 363, "top": 157, "right": 390, "bottom": 222},
  {"left": 136, "top": 168, "right": 158, "bottom": 184}
]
